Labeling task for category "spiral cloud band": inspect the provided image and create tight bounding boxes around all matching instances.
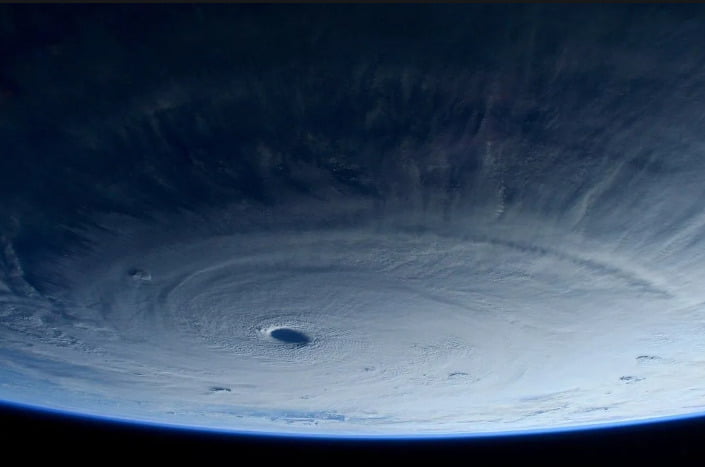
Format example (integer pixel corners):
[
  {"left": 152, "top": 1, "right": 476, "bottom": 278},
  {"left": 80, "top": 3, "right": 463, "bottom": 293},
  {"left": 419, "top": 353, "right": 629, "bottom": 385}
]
[
  {"left": 3, "top": 5, "right": 705, "bottom": 436},
  {"left": 3, "top": 203, "right": 705, "bottom": 434}
]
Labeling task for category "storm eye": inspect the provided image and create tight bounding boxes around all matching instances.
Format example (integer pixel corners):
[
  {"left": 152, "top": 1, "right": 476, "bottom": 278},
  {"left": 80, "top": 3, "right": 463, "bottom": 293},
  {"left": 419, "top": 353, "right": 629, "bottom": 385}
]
[{"left": 269, "top": 328, "right": 311, "bottom": 346}]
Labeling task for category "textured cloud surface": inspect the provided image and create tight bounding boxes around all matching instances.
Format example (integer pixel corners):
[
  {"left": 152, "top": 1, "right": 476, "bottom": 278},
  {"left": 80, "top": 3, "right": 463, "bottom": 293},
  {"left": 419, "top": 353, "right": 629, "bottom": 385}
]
[{"left": 3, "top": 5, "right": 705, "bottom": 435}]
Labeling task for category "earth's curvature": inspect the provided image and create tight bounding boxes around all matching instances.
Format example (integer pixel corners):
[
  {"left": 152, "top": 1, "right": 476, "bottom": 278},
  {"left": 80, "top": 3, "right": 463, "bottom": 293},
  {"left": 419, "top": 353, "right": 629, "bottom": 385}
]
[{"left": 3, "top": 4, "right": 705, "bottom": 437}]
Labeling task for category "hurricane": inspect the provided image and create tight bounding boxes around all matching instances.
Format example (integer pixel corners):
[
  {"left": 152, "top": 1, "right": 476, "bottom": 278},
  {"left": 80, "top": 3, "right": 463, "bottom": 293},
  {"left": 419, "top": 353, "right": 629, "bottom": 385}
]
[{"left": 3, "top": 4, "right": 705, "bottom": 437}]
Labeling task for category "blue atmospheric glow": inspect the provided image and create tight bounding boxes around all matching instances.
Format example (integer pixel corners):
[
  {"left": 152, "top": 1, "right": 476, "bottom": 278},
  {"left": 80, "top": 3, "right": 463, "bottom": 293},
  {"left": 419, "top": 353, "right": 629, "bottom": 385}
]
[{"left": 3, "top": 399, "right": 705, "bottom": 440}]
